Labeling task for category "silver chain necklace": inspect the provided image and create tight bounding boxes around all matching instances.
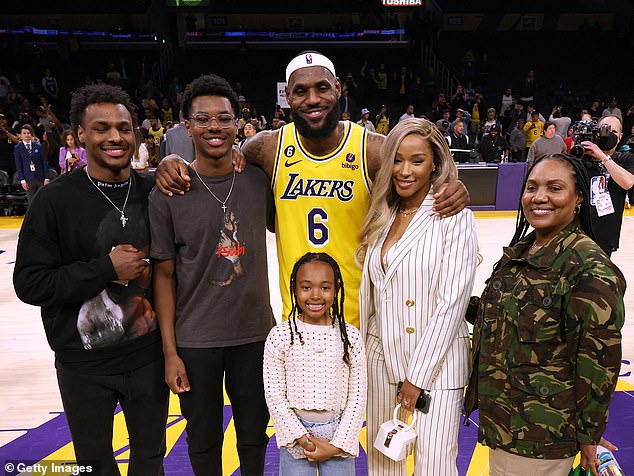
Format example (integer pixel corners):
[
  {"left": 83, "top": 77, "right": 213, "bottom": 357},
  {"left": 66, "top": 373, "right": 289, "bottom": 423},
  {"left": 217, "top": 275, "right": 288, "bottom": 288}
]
[
  {"left": 85, "top": 166, "right": 132, "bottom": 227},
  {"left": 191, "top": 162, "right": 236, "bottom": 213}
]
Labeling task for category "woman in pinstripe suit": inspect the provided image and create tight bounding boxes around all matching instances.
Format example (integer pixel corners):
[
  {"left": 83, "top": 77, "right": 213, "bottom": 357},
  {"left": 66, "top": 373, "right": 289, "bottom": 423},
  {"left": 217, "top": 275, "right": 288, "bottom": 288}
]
[{"left": 357, "top": 118, "right": 478, "bottom": 475}]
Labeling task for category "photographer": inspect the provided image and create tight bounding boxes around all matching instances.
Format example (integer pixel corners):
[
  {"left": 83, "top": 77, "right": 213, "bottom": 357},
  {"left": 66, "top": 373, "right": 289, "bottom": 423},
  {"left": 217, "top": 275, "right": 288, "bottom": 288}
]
[
  {"left": 548, "top": 106, "right": 571, "bottom": 139},
  {"left": 578, "top": 114, "right": 634, "bottom": 256}
]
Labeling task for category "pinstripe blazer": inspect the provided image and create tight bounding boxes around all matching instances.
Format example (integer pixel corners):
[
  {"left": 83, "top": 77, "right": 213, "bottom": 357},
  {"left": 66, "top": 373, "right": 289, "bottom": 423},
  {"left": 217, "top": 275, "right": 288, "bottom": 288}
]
[{"left": 359, "top": 191, "right": 478, "bottom": 390}]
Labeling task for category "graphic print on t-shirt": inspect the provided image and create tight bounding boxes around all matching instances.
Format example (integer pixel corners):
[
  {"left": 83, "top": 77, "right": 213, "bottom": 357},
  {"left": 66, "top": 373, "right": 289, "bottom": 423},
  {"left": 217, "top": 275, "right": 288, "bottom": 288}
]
[
  {"left": 76, "top": 185, "right": 158, "bottom": 350},
  {"left": 211, "top": 209, "right": 246, "bottom": 287},
  {"left": 77, "top": 246, "right": 157, "bottom": 349}
]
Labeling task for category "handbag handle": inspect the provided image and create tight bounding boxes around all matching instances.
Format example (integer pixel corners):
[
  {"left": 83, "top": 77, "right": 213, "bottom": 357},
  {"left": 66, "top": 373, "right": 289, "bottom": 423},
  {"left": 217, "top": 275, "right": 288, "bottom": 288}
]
[{"left": 392, "top": 404, "right": 417, "bottom": 431}]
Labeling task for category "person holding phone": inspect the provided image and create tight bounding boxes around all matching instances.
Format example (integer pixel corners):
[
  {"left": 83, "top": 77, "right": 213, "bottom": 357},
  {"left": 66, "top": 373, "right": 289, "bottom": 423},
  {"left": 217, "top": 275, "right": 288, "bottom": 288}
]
[
  {"left": 59, "top": 129, "right": 87, "bottom": 173},
  {"left": 357, "top": 118, "right": 477, "bottom": 475}
]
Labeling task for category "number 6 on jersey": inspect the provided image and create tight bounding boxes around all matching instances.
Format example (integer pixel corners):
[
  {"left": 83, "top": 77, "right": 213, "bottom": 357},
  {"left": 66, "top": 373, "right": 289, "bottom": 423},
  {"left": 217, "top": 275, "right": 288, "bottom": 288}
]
[{"left": 308, "top": 208, "right": 328, "bottom": 247}]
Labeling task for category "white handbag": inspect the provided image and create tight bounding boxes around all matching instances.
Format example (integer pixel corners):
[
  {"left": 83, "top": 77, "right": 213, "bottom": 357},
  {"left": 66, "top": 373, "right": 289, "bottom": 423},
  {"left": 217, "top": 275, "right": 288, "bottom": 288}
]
[{"left": 373, "top": 404, "right": 417, "bottom": 461}]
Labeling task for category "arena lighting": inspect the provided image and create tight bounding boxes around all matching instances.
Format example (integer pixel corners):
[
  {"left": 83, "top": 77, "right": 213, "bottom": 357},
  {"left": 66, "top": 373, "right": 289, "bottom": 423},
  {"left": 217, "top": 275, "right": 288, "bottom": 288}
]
[
  {"left": 0, "top": 26, "right": 158, "bottom": 41},
  {"left": 382, "top": 0, "right": 423, "bottom": 5},
  {"left": 185, "top": 29, "right": 405, "bottom": 40},
  {"left": 165, "top": 0, "right": 209, "bottom": 5}
]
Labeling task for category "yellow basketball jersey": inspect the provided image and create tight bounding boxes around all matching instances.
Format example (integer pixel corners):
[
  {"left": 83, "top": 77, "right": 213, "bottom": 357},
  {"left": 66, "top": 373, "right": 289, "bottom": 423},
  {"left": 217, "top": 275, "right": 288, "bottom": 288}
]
[{"left": 272, "top": 121, "right": 372, "bottom": 328}]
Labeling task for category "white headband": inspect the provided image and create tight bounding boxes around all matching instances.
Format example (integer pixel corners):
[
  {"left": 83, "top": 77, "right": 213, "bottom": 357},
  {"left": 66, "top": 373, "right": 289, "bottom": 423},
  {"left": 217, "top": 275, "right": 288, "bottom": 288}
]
[{"left": 285, "top": 52, "right": 337, "bottom": 82}]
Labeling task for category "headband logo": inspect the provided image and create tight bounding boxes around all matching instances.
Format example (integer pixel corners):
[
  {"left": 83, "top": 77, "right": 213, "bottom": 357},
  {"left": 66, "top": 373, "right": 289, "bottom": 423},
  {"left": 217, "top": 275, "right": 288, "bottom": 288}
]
[{"left": 305, "top": 53, "right": 312, "bottom": 64}]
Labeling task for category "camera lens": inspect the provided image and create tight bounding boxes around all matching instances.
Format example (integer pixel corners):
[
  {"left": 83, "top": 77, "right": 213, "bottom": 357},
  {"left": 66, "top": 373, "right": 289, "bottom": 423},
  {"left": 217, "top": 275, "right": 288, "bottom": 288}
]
[{"left": 570, "top": 144, "right": 586, "bottom": 158}]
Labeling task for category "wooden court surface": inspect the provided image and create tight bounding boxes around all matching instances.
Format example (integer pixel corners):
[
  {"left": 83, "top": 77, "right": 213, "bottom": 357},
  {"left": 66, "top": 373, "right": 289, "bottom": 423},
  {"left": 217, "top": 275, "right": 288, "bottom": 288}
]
[{"left": 1, "top": 211, "right": 633, "bottom": 475}]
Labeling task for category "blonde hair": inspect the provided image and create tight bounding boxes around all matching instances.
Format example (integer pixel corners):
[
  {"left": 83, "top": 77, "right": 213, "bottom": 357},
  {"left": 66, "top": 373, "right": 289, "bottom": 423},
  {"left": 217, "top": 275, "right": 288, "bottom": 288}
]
[{"left": 356, "top": 118, "right": 457, "bottom": 264}]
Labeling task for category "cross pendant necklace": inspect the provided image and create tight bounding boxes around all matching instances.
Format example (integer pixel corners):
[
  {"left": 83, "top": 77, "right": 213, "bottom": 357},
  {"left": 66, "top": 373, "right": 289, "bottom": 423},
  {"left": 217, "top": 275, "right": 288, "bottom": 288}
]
[
  {"left": 85, "top": 167, "right": 132, "bottom": 228},
  {"left": 191, "top": 162, "right": 236, "bottom": 213}
]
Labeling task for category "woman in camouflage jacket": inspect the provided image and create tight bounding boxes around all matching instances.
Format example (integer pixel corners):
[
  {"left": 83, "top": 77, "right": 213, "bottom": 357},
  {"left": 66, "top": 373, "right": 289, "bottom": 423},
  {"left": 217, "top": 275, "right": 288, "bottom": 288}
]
[{"left": 464, "top": 153, "right": 625, "bottom": 476}]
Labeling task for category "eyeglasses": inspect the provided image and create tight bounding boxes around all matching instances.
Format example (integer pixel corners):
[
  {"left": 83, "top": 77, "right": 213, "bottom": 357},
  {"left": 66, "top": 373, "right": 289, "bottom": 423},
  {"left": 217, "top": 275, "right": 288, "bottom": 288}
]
[{"left": 188, "top": 113, "right": 235, "bottom": 129}]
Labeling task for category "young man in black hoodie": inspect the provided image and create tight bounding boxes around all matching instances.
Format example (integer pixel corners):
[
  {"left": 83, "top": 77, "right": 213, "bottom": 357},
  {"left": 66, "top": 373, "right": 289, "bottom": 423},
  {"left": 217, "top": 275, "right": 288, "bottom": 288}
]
[{"left": 13, "top": 83, "right": 168, "bottom": 475}]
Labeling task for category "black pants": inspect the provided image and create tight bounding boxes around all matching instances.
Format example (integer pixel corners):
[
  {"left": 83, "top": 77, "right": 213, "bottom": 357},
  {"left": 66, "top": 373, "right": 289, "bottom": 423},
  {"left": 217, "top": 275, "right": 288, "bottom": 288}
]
[
  {"left": 26, "top": 179, "right": 44, "bottom": 202},
  {"left": 178, "top": 341, "right": 270, "bottom": 476},
  {"left": 56, "top": 358, "right": 169, "bottom": 476}
]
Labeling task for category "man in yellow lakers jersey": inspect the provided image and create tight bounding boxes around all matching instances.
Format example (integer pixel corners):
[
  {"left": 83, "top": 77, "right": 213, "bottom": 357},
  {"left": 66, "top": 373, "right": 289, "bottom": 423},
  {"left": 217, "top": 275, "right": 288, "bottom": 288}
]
[
  {"left": 270, "top": 117, "right": 372, "bottom": 326},
  {"left": 155, "top": 51, "right": 469, "bottom": 327}
]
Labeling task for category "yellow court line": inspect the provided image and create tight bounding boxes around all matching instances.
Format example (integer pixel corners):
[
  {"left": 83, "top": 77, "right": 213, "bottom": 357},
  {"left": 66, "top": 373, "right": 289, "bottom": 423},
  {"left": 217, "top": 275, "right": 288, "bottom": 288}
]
[
  {"left": 221, "top": 417, "right": 240, "bottom": 476},
  {"left": 466, "top": 443, "right": 489, "bottom": 476},
  {"left": 2, "top": 209, "right": 630, "bottom": 227},
  {"left": 165, "top": 416, "right": 187, "bottom": 458},
  {"left": 616, "top": 379, "right": 634, "bottom": 391},
  {"left": 0, "top": 216, "right": 23, "bottom": 228},
  {"left": 472, "top": 210, "right": 518, "bottom": 219},
  {"left": 36, "top": 376, "right": 633, "bottom": 476}
]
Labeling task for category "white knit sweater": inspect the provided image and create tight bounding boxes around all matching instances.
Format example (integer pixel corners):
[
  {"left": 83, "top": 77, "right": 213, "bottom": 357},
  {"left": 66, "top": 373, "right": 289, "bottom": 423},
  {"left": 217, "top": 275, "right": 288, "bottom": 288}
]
[{"left": 263, "top": 318, "right": 367, "bottom": 456}]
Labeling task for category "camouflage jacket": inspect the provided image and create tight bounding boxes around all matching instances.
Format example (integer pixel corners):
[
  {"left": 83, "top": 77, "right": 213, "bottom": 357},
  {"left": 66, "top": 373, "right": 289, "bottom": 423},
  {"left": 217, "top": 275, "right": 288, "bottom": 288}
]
[{"left": 467, "top": 221, "right": 625, "bottom": 459}]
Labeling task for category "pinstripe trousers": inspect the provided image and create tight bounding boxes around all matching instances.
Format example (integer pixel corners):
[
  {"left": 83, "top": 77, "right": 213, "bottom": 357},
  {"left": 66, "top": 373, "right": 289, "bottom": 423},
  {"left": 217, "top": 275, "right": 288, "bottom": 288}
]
[{"left": 366, "top": 333, "right": 463, "bottom": 476}]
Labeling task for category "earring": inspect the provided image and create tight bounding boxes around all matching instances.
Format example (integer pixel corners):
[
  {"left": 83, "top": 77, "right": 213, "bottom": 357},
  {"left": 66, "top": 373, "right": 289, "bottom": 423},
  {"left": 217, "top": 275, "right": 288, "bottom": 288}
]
[{"left": 575, "top": 204, "right": 581, "bottom": 214}]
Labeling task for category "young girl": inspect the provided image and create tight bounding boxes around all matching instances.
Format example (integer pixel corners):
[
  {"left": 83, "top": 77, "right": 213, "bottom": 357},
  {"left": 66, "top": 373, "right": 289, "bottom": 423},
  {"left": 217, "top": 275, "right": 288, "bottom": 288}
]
[{"left": 264, "top": 252, "right": 367, "bottom": 476}]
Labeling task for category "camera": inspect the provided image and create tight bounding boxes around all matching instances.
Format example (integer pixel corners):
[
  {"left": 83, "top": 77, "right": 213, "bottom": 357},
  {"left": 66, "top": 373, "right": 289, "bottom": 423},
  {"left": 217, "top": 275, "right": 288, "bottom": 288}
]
[{"left": 570, "top": 120, "right": 614, "bottom": 158}]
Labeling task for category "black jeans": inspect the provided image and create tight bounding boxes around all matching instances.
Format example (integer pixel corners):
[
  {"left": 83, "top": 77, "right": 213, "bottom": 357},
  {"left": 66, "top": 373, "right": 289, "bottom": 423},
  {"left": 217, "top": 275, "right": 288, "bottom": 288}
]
[
  {"left": 178, "top": 341, "right": 270, "bottom": 476},
  {"left": 25, "top": 179, "right": 44, "bottom": 202},
  {"left": 56, "top": 358, "right": 169, "bottom": 476}
]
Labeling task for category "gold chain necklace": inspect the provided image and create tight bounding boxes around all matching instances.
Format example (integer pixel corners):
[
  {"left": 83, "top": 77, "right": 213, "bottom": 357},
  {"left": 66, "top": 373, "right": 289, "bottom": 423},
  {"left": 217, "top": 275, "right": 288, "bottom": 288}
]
[{"left": 398, "top": 207, "right": 418, "bottom": 217}]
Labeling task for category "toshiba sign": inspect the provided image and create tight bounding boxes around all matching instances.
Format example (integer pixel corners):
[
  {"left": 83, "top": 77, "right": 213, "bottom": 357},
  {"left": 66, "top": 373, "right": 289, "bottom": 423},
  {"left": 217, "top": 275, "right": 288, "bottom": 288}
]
[{"left": 382, "top": 0, "right": 422, "bottom": 5}]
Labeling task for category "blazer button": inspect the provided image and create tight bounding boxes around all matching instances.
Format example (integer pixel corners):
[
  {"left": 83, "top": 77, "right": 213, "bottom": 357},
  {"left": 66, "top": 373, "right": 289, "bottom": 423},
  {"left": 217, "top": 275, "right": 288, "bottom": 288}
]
[
  {"left": 405, "top": 299, "right": 415, "bottom": 307},
  {"left": 539, "top": 385, "right": 550, "bottom": 396},
  {"left": 492, "top": 280, "right": 503, "bottom": 291},
  {"left": 406, "top": 327, "right": 415, "bottom": 334}
]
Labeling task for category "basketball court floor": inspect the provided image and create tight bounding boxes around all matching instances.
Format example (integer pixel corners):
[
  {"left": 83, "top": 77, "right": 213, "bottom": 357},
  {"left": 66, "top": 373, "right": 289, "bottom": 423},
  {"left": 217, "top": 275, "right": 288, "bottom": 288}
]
[{"left": 1, "top": 211, "right": 633, "bottom": 475}]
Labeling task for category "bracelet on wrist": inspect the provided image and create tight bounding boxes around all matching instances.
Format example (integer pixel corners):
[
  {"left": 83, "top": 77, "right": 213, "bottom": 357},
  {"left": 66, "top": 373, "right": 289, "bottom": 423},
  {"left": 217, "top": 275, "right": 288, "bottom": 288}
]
[{"left": 601, "top": 154, "right": 612, "bottom": 165}]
